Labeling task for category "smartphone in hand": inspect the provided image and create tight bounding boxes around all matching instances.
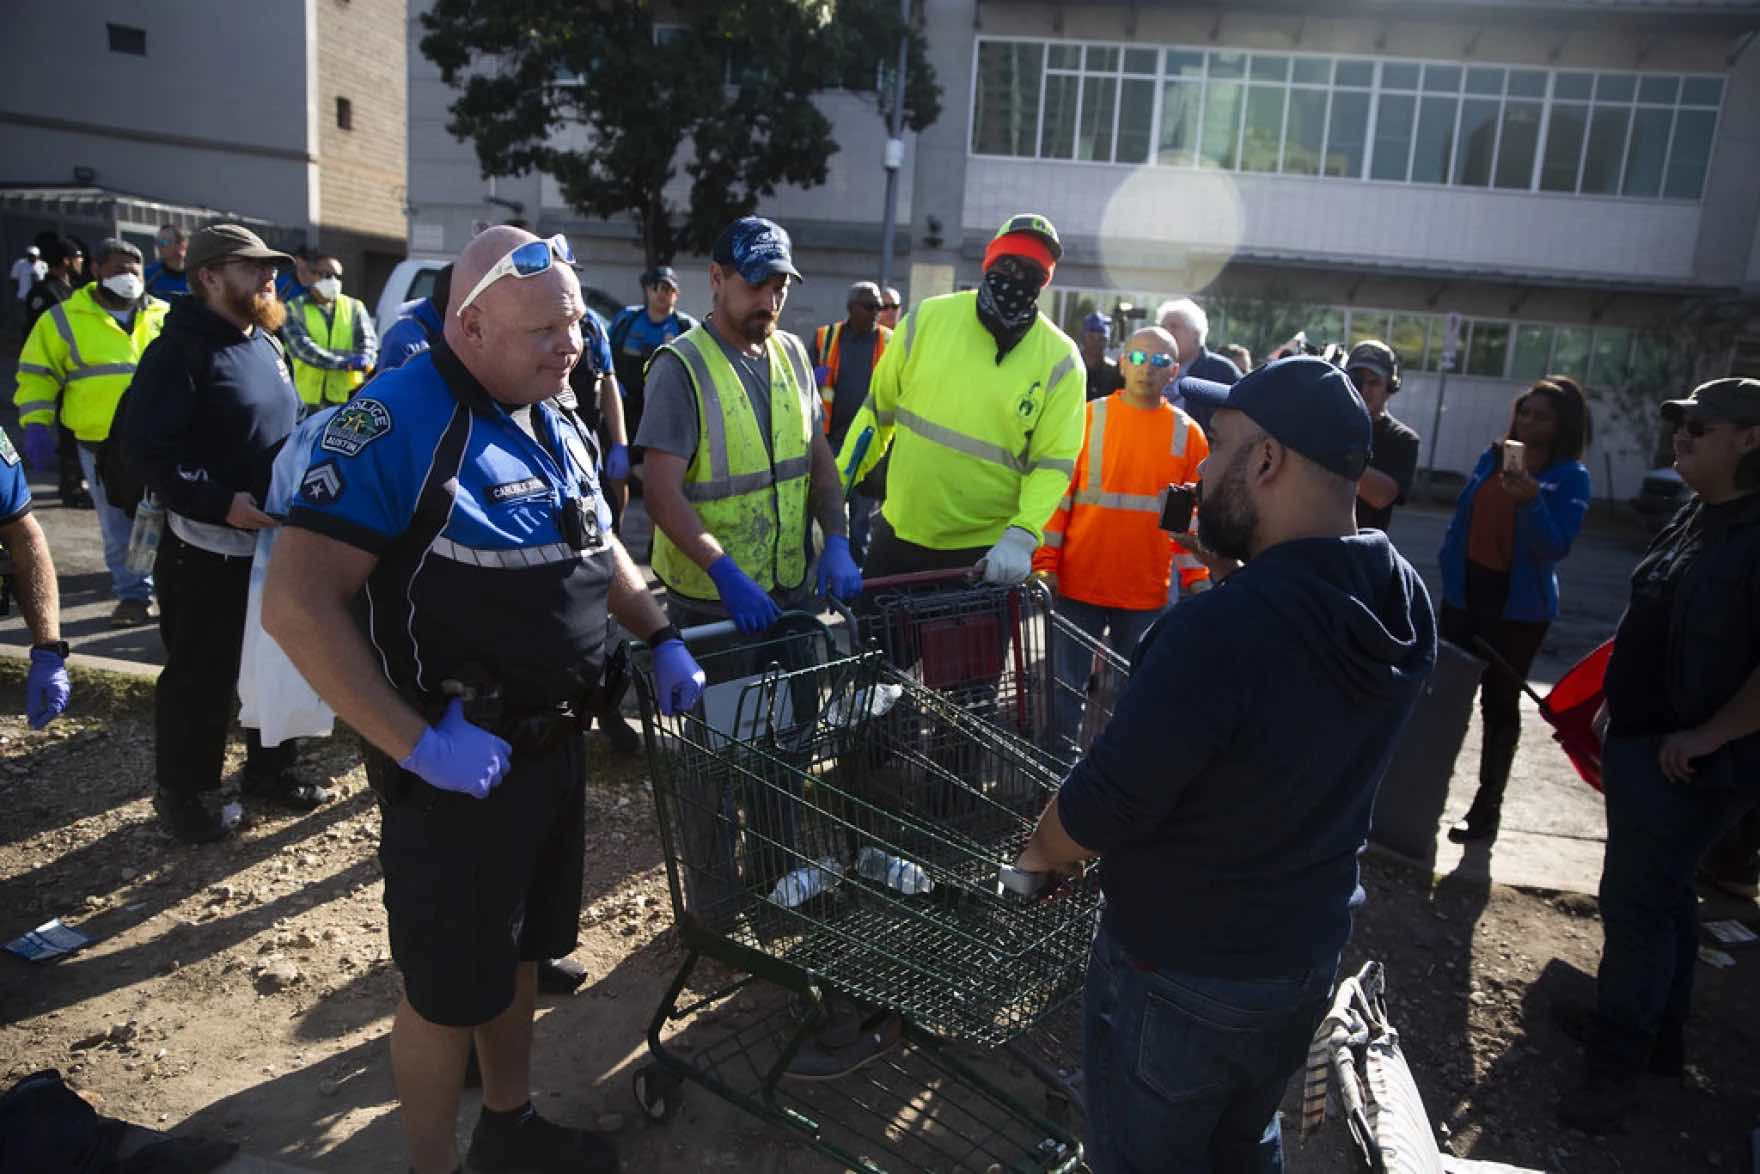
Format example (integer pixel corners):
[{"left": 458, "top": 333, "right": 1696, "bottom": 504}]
[{"left": 1502, "top": 440, "right": 1526, "bottom": 475}]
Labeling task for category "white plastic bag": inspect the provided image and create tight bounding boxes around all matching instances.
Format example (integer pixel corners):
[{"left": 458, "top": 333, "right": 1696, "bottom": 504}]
[{"left": 238, "top": 409, "right": 338, "bottom": 746}]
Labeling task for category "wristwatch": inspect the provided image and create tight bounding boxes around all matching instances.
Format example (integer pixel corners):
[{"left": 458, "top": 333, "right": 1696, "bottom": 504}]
[{"left": 31, "top": 640, "right": 70, "bottom": 659}]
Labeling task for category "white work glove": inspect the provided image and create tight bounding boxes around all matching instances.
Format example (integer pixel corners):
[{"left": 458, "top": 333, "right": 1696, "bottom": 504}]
[{"left": 978, "top": 526, "right": 1037, "bottom": 586}]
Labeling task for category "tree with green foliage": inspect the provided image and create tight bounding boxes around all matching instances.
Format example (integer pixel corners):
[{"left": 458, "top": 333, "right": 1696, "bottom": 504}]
[{"left": 420, "top": 0, "right": 940, "bottom": 268}]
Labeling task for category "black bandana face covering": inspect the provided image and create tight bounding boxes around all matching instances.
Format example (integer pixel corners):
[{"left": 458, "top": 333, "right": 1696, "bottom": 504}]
[{"left": 976, "top": 255, "right": 1047, "bottom": 362}]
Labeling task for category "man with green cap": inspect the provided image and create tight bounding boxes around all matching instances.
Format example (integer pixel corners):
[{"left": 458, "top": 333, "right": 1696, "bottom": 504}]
[{"left": 836, "top": 213, "right": 1085, "bottom": 583}]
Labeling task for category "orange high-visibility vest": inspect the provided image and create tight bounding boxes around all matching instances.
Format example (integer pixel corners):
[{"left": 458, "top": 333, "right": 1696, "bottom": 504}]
[
  {"left": 1034, "top": 391, "right": 1210, "bottom": 610},
  {"left": 811, "top": 321, "right": 889, "bottom": 435}
]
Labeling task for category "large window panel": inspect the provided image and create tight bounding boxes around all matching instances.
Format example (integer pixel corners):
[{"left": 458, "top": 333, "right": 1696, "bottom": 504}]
[
  {"left": 1040, "top": 73, "right": 1079, "bottom": 159},
  {"left": 1371, "top": 93, "right": 1416, "bottom": 181},
  {"left": 1293, "top": 57, "right": 1330, "bottom": 85},
  {"left": 1510, "top": 325, "right": 1554, "bottom": 381},
  {"left": 1551, "top": 327, "right": 1591, "bottom": 382},
  {"left": 1494, "top": 100, "right": 1542, "bottom": 189},
  {"left": 1580, "top": 106, "right": 1631, "bottom": 194},
  {"left": 1116, "top": 77, "right": 1155, "bottom": 164},
  {"left": 1540, "top": 103, "right": 1587, "bottom": 192},
  {"left": 1325, "top": 90, "right": 1370, "bottom": 177},
  {"left": 972, "top": 41, "right": 1043, "bottom": 157},
  {"left": 1242, "top": 84, "right": 1287, "bottom": 172},
  {"left": 1412, "top": 96, "right": 1458, "bottom": 184},
  {"left": 1621, "top": 106, "right": 1672, "bottom": 197},
  {"left": 1589, "top": 329, "right": 1633, "bottom": 387},
  {"left": 1465, "top": 322, "right": 1511, "bottom": 378},
  {"left": 1077, "top": 74, "right": 1119, "bottom": 161},
  {"left": 1283, "top": 88, "right": 1327, "bottom": 175},
  {"left": 1349, "top": 311, "right": 1392, "bottom": 347},
  {"left": 1665, "top": 108, "right": 1716, "bottom": 199},
  {"left": 1201, "top": 80, "right": 1245, "bottom": 169},
  {"left": 1389, "top": 315, "right": 1430, "bottom": 371},
  {"left": 1159, "top": 79, "right": 1203, "bottom": 167},
  {"left": 1454, "top": 97, "right": 1500, "bottom": 186}
]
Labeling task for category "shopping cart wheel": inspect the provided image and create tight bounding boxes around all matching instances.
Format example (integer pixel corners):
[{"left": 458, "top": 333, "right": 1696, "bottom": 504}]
[{"left": 632, "top": 1062, "right": 683, "bottom": 1124}]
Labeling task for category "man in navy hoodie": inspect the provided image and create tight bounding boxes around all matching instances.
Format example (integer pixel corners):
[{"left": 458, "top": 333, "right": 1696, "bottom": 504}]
[{"left": 1014, "top": 356, "right": 1437, "bottom": 1174}]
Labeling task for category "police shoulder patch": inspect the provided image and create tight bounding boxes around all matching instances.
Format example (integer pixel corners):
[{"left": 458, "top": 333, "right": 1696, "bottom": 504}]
[
  {"left": 0, "top": 430, "right": 18, "bottom": 468},
  {"left": 320, "top": 398, "right": 393, "bottom": 457},
  {"left": 301, "top": 460, "right": 344, "bottom": 506}
]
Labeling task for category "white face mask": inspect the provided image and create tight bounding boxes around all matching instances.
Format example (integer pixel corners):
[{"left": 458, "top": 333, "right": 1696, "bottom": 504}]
[
  {"left": 313, "top": 277, "right": 342, "bottom": 300},
  {"left": 103, "top": 273, "right": 144, "bottom": 302}
]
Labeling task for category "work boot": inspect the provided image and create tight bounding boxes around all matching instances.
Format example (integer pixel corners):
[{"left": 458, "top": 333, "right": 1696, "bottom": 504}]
[
  {"left": 153, "top": 788, "right": 242, "bottom": 844},
  {"left": 1449, "top": 722, "right": 1520, "bottom": 843},
  {"left": 465, "top": 1102, "right": 617, "bottom": 1173}
]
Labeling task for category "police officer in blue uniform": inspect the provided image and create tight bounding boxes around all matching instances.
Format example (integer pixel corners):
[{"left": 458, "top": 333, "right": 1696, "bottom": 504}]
[
  {"left": 263, "top": 226, "right": 705, "bottom": 1174},
  {"left": 0, "top": 427, "right": 72, "bottom": 729}
]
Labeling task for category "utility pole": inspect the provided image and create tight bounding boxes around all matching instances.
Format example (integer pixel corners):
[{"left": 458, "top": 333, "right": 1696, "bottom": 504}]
[{"left": 876, "top": 0, "right": 910, "bottom": 294}]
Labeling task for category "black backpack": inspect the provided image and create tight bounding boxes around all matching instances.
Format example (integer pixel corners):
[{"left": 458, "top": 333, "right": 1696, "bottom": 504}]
[{"left": 95, "top": 384, "right": 146, "bottom": 519}]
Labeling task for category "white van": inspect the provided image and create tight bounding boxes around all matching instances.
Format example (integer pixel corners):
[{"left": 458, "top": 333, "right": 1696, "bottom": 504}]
[{"left": 375, "top": 257, "right": 628, "bottom": 336}]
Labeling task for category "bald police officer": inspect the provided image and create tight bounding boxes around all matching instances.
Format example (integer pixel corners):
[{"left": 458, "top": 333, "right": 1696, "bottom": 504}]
[{"left": 264, "top": 226, "right": 705, "bottom": 1174}]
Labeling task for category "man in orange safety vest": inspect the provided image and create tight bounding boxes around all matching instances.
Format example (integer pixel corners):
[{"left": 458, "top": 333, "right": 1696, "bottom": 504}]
[{"left": 1035, "top": 325, "right": 1209, "bottom": 747}]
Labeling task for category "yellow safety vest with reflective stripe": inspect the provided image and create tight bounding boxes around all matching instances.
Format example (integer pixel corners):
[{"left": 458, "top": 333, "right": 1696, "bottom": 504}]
[
  {"left": 835, "top": 290, "right": 1086, "bottom": 550},
  {"left": 649, "top": 325, "right": 816, "bottom": 602},
  {"left": 291, "top": 295, "right": 365, "bottom": 406},
  {"left": 13, "top": 284, "right": 168, "bottom": 443}
]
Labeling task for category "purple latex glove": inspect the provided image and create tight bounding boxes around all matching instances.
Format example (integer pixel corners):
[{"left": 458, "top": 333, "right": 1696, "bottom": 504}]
[
  {"left": 707, "top": 555, "right": 782, "bottom": 635},
  {"left": 816, "top": 533, "right": 862, "bottom": 600},
  {"left": 652, "top": 636, "right": 706, "bottom": 716},
  {"left": 22, "top": 424, "right": 55, "bottom": 471},
  {"left": 397, "top": 698, "right": 512, "bottom": 799},
  {"left": 347, "top": 355, "right": 372, "bottom": 372},
  {"left": 814, "top": 364, "right": 831, "bottom": 387},
  {"left": 604, "top": 443, "right": 630, "bottom": 482},
  {"left": 26, "top": 648, "right": 70, "bottom": 730}
]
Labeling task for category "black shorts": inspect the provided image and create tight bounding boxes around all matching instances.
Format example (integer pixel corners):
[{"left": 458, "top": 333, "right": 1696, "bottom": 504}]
[{"left": 369, "top": 733, "right": 587, "bottom": 1027}]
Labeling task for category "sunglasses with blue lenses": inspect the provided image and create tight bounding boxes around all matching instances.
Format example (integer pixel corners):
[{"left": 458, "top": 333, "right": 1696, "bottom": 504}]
[
  {"left": 1125, "top": 349, "right": 1176, "bottom": 369},
  {"left": 456, "top": 234, "right": 577, "bottom": 315}
]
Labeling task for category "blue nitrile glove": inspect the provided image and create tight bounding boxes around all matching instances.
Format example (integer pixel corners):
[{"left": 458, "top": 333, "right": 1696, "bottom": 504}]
[
  {"left": 817, "top": 534, "right": 862, "bottom": 600},
  {"left": 604, "top": 443, "right": 630, "bottom": 482},
  {"left": 348, "top": 355, "right": 372, "bottom": 372},
  {"left": 652, "top": 636, "right": 707, "bottom": 716},
  {"left": 707, "top": 554, "right": 782, "bottom": 635},
  {"left": 26, "top": 648, "right": 70, "bottom": 730},
  {"left": 397, "top": 698, "right": 512, "bottom": 799},
  {"left": 22, "top": 424, "right": 55, "bottom": 471}
]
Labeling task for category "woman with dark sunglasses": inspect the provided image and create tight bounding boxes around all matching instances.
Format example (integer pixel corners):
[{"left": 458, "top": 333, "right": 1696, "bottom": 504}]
[
  {"left": 1437, "top": 376, "right": 1594, "bottom": 843},
  {"left": 1560, "top": 378, "right": 1760, "bottom": 1134}
]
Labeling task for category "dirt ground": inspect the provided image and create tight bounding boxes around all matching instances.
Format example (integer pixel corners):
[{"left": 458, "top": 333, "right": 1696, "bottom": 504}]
[{"left": 2, "top": 664, "right": 1757, "bottom": 1173}]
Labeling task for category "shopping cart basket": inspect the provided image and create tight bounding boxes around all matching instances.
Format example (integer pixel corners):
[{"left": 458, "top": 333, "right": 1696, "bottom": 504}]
[
  {"left": 1026, "top": 582, "right": 1134, "bottom": 773},
  {"left": 625, "top": 614, "right": 1091, "bottom": 1172}
]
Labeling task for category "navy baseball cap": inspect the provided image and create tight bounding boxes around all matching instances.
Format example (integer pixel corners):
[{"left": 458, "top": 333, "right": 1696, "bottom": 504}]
[
  {"left": 712, "top": 216, "right": 803, "bottom": 285},
  {"left": 642, "top": 265, "right": 679, "bottom": 289},
  {"left": 1178, "top": 357, "right": 1372, "bottom": 480},
  {"left": 1082, "top": 311, "right": 1111, "bottom": 337}
]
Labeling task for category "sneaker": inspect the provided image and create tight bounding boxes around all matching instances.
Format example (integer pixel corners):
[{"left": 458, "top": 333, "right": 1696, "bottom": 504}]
[
  {"left": 109, "top": 599, "right": 154, "bottom": 628},
  {"left": 241, "top": 769, "right": 331, "bottom": 812},
  {"left": 153, "top": 788, "right": 242, "bottom": 844},
  {"left": 61, "top": 488, "right": 95, "bottom": 510},
  {"left": 784, "top": 1008, "right": 904, "bottom": 1080},
  {"left": 537, "top": 956, "right": 588, "bottom": 995},
  {"left": 1556, "top": 1071, "right": 1639, "bottom": 1134},
  {"left": 465, "top": 1103, "right": 617, "bottom": 1173}
]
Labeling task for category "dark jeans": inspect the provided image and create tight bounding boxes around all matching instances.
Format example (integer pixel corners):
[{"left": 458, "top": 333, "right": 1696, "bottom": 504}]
[
  {"left": 1594, "top": 734, "right": 1759, "bottom": 1074},
  {"left": 154, "top": 528, "right": 292, "bottom": 795},
  {"left": 1050, "top": 595, "right": 1159, "bottom": 756},
  {"left": 1437, "top": 603, "right": 1548, "bottom": 728},
  {"left": 1083, "top": 925, "right": 1335, "bottom": 1174}
]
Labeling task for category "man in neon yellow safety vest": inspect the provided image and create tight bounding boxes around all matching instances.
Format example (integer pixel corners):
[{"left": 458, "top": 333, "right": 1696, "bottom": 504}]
[
  {"left": 636, "top": 215, "right": 861, "bottom": 636},
  {"left": 836, "top": 214, "right": 1086, "bottom": 585},
  {"left": 281, "top": 253, "right": 377, "bottom": 408}
]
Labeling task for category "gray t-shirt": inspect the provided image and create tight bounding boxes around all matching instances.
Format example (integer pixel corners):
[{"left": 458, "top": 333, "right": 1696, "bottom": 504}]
[
  {"left": 635, "top": 322, "right": 823, "bottom": 614},
  {"left": 634, "top": 324, "right": 822, "bottom": 461}
]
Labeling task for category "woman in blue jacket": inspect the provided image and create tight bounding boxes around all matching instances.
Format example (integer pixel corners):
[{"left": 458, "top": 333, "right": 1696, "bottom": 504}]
[{"left": 1439, "top": 377, "right": 1593, "bottom": 842}]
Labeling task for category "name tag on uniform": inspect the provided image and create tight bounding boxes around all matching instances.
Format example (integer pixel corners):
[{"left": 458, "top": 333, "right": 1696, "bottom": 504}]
[{"left": 488, "top": 477, "right": 547, "bottom": 503}]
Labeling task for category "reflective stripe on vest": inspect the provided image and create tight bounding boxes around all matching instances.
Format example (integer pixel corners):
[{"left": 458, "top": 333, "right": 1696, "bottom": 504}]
[
  {"left": 894, "top": 407, "right": 1075, "bottom": 477},
  {"left": 293, "top": 297, "right": 365, "bottom": 406},
  {"left": 1069, "top": 395, "right": 1174, "bottom": 514},
  {"left": 649, "top": 327, "right": 813, "bottom": 600},
  {"left": 429, "top": 534, "right": 595, "bottom": 569},
  {"left": 34, "top": 293, "right": 164, "bottom": 441}
]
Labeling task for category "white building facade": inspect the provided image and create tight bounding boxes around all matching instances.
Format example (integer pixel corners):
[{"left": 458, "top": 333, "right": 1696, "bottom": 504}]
[{"left": 406, "top": 0, "right": 1760, "bottom": 496}]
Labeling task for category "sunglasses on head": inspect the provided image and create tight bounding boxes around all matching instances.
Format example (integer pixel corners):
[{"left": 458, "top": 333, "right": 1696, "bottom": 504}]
[
  {"left": 456, "top": 234, "right": 576, "bottom": 315},
  {"left": 1126, "top": 349, "right": 1176, "bottom": 369}
]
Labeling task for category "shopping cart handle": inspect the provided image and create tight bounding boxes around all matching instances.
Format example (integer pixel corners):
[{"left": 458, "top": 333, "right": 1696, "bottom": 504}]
[
  {"left": 861, "top": 567, "right": 983, "bottom": 592},
  {"left": 678, "top": 620, "right": 740, "bottom": 644}
]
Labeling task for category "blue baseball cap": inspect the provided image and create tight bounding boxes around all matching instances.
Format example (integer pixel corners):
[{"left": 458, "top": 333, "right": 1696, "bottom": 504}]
[
  {"left": 712, "top": 216, "right": 803, "bottom": 285},
  {"left": 1082, "top": 312, "right": 1111, "bottom": 337},
  {"left": 1177, "top": 357, "right": 1372, "bottom": 480}
]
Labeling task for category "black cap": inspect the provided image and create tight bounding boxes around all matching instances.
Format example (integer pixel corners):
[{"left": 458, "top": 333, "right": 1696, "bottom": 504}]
[
  {"left": 1177, "top": 357, "right": 1373, "bottom": 481},
  {"left": 711, "top": 216, "right": 803, "bottom": 285},
  {"left": 1345, "top": 340, "right": 1399, "bottom": 389},
  {"left": 1661, "top": 377, "right": 1760, "bottom": 424},
  {"left": 642, "top": 265, "right": 679, "bottom": 289}
]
